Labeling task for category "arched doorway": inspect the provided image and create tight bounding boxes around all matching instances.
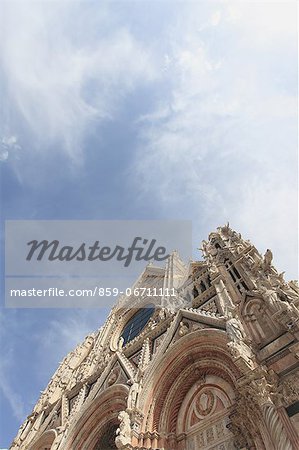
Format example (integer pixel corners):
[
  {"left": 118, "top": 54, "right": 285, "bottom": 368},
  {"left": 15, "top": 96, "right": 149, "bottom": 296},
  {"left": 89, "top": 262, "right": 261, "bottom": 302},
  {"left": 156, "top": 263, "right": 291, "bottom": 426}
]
[
  {"left": 62, "top": 384, "right": 129, "bottom": 450},
  {"left": 178, "top": 375, "right": 236, "bottom": 449},
  {"left": 139, "top": 329, "right": 251, "bottom": 449}
]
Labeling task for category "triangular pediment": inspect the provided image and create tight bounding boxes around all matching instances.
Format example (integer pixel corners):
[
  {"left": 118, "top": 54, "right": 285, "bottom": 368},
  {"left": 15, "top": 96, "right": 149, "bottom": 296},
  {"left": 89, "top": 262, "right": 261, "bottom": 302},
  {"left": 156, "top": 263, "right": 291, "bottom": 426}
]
[
  {"left": 152, "top": 308, "right": 226, "bottom": 357},
  {"left": 103, "top": 360, "right": 129, "bottom": 389}
]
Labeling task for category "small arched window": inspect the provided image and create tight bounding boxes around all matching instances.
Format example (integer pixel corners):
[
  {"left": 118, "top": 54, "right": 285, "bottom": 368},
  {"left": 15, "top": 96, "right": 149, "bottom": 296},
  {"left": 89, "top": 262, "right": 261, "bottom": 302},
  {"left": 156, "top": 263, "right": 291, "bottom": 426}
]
[{"left": 121, "top": 304, "right": 155, "bottom": 345}]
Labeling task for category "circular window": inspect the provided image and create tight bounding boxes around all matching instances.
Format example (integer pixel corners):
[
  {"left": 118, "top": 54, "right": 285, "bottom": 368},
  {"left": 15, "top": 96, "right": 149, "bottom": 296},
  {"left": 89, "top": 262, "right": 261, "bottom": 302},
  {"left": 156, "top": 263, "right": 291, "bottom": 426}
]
[{"left": 121, "top": 304, "right": 155, "bottom": 345}]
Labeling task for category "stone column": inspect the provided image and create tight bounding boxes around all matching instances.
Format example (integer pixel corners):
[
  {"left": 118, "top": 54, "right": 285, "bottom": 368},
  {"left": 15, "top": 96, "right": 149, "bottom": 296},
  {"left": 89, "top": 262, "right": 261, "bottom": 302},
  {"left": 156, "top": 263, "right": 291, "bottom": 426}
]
[
  {"left": 236, "top": 370, "right": 296, "bottom": 450},
  {"left": 276, "top": 406, "right": 299, "bottom": 450},
  {"left": 167, "top": 432, "right": 177, "bottom": 450},
  {"left": 177, "top": 432, "right": 186, "bottom": 450},
  {"left": 263, "top": 404, "right": 294, "bottom": 450}
]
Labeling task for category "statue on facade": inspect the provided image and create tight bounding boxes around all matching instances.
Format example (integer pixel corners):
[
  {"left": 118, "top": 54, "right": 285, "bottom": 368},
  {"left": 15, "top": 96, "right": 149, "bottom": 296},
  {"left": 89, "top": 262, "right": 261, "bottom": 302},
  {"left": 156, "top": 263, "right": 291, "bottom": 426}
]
[
  {"left": 115, "top": 410, "right": 131, "bottom": 448},
  {"left": 200, "top": 240, "right": 219, "bottom": 277},
  {"left": 127, "top": 379, "right": 141, "bottom": 411},
  {"left": 262, "top": 249, "right": 273, "bottom": 274},
  {"left": 178, "top": 320, "right": 189, "bottom": 337},
  {"left": 218, "top": 223, "right": 231, "bottom": 240},
  {"left": 107, "top": 369, "right": 119, "bottom": 386},
  {"left": 226, "top": 311, "right": 246, "bottom": 343},
  {"left": 84, "top": 351, "right": 101, "bottom": 378},
  {"left": 200, "top": 239, "right": 218, "bottom": 259},
  {"left": 226, "top": 310, "right": 256, "bottom": 368},
  {"left": 257, "top": 281, "right": 294, "bottom": 314},
  {"left": 118, "top": 336, "right": 124, "bottom": 351},
  {"left": 277, "top": 281, "right": 299, "bottom": 303},
  {"left": 218, "top": 223, "right": 246, "bottom": 254}
]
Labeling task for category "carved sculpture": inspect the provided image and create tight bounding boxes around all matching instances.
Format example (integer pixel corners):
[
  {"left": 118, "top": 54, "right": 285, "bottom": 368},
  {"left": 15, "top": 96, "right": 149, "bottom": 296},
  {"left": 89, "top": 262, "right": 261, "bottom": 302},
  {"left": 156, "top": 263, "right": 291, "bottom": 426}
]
[
  {"left": 279, "top": 374, "right": 299, "bottom": 406},
  {"left": 263, "top": 248, "right": 273, "bottom": 273},
  {"left": 225, "top": 310, "right": 256, "bottom": 369},
  {"left": 278, "top": 281, "right": 299, "bottom": 303},
  {"left": 257, "top": 281, "right": 299, "bottom": 321},
  {"left": 115, "top": 411, "right": 131, "bottom": 448},
  {"left": 258, "top": 282, "right": 285, "bottom": 311},
  {"left": 226, "top": 312, "right": 246, "bottom": 343},
  {"left": 118, "top": 336, "right": 124, "bottom": 351},
  {"left": 107, "top": 369, "right": 119, "bottom": 386},
  {"left": 10, "top": 226, "right": 299, "bottom": 450},
  {"left": 127, "top": 379, "right": 141, "bottom": 411},
  {"left": 178, "top": 320, "right": 189, "bottom": 337}
]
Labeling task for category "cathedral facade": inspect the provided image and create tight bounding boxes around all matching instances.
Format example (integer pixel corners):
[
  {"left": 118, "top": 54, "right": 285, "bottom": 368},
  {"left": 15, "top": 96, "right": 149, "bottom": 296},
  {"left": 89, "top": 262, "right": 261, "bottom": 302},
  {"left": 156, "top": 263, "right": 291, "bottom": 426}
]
[{"left": 11, "top": 225, "right": 299, "bottom": 450}]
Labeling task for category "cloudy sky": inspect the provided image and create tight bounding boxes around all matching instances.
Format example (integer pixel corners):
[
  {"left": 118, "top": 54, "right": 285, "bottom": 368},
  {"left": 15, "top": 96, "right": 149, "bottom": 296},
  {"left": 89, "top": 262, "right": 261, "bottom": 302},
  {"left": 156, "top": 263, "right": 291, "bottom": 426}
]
[{"left": 0, "top": 0, "right": 297, "bottom": 447}]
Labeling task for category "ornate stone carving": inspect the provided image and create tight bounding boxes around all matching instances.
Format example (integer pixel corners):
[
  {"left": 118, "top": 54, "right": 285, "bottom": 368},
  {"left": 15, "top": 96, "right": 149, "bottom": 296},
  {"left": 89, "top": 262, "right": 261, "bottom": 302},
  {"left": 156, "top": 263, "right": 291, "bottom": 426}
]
[
  {"left": 263, "top": 248, "right": 273, "bottom": 274},
  {"left": 127, "top": 378, "right": 142, "bottom": 411},
  {"left": 226, "top": 311, "right": 246, "bottom": 343},
  {"left": 277, "top": 281, "right": 299, "bottom": 304},
  {"left": 178, "top": 320, "right": 189, "bottom": 337},
  {"left": 115, "top": 410, "right": 131, "bottom": 448},
  {"left": 138, "top": 338, "right": 151, "bottom": 373},
  {"left": 225, "top": 309, "right": 256, "bottom": 370},
  {"left": 255, "top": 278, "right": 299, "bottom": 325},
  {"left": 228, "top": 407, "right": 256, "bottom": 449},
  {"left": 118, "top": 336, "right": 125, "bottom": 350},
  {"left": 237, "top": 367, "right": 277, "bottom": 408},
  {"left": 107, "top": 368, "right": 120, "bottom": 386},
  {"left": 10, "top": 226, "right": 299, "bottom": 450},
  {"left": 217, "top": 223, "right": 247, "bottom": 254},
  {"left": 68, "top": 385, "right": 88, "bottom": 422},
  {"left": 228, "top": 368, "right": 278, "bottom": 449},
  {"left": 195, "top": 390, "right": 214, "bottom": 417},
  {"left": 279, "top": 374, "right": 299, "bottom": 407}
]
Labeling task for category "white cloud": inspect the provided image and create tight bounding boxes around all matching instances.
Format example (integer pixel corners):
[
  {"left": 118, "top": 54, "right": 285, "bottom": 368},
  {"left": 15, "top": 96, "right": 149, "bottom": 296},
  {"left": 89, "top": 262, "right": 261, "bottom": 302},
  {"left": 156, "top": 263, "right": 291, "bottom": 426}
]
[
  {"left": 0, "top": 309, "right": 103, "bottom": 422},
  {"left": 0, "top": 367, "right": 26, "bottom": 421},
  {"left": 0, "top": 1, "right": 156, "bottom": 163},
  {"left": 211, "top": 11, "right": 222, "bottom": 27},
  {"left": 0, "top": 135, "right": 21, "bottom": 161},
  {"left": 131, "top": 1, "right": 298, "bottom": 278},
  {"left": 32, "top": 310, "right": 104, "bottom": 380},
  {"left": 225, "top": 0, "right": 297, "bottom": 45},
  {"left": 0, "top": 312, "right": 26, "bottom": 421},
  {"left": 231, "top": 179, "right": 298, "bottom": 276}
]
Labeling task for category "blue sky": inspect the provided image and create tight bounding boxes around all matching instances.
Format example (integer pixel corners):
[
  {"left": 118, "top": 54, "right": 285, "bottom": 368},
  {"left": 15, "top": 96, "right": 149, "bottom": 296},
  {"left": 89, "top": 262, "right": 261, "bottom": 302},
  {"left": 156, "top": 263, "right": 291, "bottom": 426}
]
[{"left": 0, "top": 1, "right": 298, "bottom": 447}]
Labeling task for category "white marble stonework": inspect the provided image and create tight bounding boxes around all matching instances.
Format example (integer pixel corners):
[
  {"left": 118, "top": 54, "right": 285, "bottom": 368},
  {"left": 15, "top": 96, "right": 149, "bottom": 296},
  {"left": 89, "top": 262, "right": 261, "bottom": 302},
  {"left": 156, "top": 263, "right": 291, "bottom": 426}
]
[{"left": 10, "top": 226, "right": 299, "bottom": 450}]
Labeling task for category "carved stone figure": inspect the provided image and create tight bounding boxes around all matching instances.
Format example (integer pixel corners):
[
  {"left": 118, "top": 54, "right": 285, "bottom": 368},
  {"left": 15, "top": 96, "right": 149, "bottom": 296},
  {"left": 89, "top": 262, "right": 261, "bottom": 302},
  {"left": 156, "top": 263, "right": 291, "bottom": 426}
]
[
  {"left": 127, "top": 380, "right": 141, "bottom": 411},
  {"left": 115, "top": 411, "right": 131, "bottom": 448},
  {"left": 218, "top": 223, "right": 231, "bottom": 241},
  {"left": 258, "top": 282, "right": 294, "bottom": 313},
  {"left": 218, "top": 223, "right": 245, "bottom": 254},
  {"left": 178, "top": 321, "right": 189, "bottom": 337},
  {"left": 118, "top": 336, "right": 124, "bottom": 351},
  {"left": 277, "top": 281, "right": 299, "bottom": 303},
  {"left": 200, "top": 240, "right": 208, "bottom": 258},
  {"left": 158, "top": 308, "right": 167, "bottom": 321},
  {"left": 201, "top": 239, "right": 218, "bottom": 259},
  {"left": 107, "top": 369, "right": 119, "bottom": 386},
  {"left": 85, "top": 352, "right": 101, "bottom": 377},
  {"left": 226, "top": 312, "right": 246, "bottom": 343},
  {"left": 263, "top": 248, "right": 273, "bottom": 273}
]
